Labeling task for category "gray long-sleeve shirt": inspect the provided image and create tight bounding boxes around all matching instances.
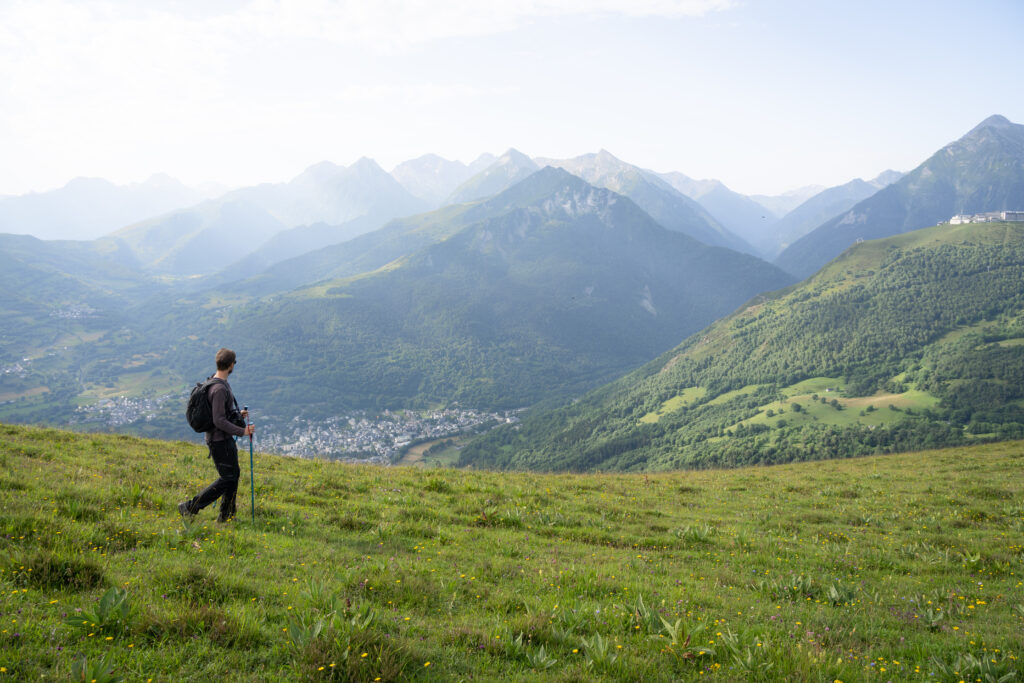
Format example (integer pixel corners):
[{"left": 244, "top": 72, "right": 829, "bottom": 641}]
[{"left": 206, "top": 380, "right": 246, "bottom": 444}]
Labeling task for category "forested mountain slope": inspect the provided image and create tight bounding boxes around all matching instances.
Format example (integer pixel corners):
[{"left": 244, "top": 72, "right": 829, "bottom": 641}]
[
  {"left": 0, "top": 233, "right": 163, "bottom": 356},
  {"left": 460, "top": 220, "right": 1024, "bottom": 471}
]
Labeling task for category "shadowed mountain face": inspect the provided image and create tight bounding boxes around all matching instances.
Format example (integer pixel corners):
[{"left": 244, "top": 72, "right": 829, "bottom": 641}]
[
  {"left": 776, "top": 115, "right": 1024, "bottom": 278},
  {"left": 156, "top": 168, "right": 792, "bottom": 414}
]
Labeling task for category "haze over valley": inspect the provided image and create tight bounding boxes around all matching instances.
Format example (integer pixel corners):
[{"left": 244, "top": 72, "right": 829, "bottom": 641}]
[{"left": 2, "top": 114, "right": 1024, "bottom": 467}]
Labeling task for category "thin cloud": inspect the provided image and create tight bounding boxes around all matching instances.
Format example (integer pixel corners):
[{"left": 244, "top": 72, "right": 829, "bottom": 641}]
[
  {"left": 1, "top": 0, "right": 734, "bottom": 59},
  {"left": 237, "top": 0, "right": 735, "bottom": 51}
]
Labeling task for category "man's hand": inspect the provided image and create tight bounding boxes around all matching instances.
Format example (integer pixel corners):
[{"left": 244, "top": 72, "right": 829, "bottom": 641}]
[
  {"left": 244, "top": 424, "right": 255, "bottom": 437},
  {"left": 240, "top": 409, "right": 249, "bottom": 421}
]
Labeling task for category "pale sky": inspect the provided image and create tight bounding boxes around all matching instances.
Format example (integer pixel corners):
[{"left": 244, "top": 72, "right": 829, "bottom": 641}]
[{"left": 1, "top": 0, "right": 1022, "bottom": 197}]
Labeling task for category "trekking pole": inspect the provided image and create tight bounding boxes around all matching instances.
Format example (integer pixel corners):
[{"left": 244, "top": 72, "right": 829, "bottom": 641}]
[{"left": 245, "top": 405, "right": 255, "bottom": 524}]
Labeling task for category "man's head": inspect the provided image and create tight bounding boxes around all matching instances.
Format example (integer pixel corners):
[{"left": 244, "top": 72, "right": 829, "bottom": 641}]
[{"left": 215, "top": 348, "right": 237, "bottom": 372}]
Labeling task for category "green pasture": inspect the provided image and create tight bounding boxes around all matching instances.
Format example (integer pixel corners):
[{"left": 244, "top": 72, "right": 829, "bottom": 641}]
[
  {"left": 78, "top": 369, "right": 184, "bottom": 402},
  {"left": 705, "top": 384, "right": 765, "bottom": 407},
  {"left": 1, "top": 424, "right": 1021, "bottom": 681},
  {"left": 779, "top": 377, "right": 845, "bottom": 398},
  {"left": 734, "top": 387, "right": 942, "bottom": 432},
  {"left": 638, "top": 387, "right": 707, "bottom": 424}
]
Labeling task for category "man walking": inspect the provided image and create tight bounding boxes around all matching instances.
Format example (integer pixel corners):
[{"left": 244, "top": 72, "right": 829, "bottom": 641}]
[{"left": 179, "top": 348, "right": 254, "bottom": 523}]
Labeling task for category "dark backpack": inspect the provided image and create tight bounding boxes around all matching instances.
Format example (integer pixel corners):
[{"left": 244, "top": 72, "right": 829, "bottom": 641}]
[{"left": 185, "top": 378, "right": 222, "bottom": 433}]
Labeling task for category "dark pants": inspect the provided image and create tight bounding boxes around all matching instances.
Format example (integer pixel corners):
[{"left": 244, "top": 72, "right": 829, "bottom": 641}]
[{"left": 187, "top": 438, "right": 240, "bottom": 520}]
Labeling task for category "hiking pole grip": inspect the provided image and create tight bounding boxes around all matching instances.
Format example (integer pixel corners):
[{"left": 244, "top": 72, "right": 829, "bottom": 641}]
[{"left": 245, "top": 405, "right": 255, "bottom": 524}]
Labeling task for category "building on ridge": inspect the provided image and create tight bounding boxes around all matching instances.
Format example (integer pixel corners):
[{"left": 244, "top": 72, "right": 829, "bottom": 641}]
[{"left": 949, "top": 210, "right": 1024, "bottom": 224}]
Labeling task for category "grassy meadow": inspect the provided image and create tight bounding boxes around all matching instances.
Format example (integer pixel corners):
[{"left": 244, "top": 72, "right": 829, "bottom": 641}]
[
  {"left": 637, "top": 376, "right": 943, "bottom": 433},
  {"left": 1, "top": 423, "right": 1022, "bottom": 681}
]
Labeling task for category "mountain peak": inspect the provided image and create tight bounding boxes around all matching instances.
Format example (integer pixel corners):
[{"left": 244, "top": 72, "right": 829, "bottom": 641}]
[
  {"left": 470, "top": 152, "right": 497, "bottom": 167},
  {"left": 414, "top": 153, "right": 447, "bottom": 163},
  {"left": 869, "top": 169, "right": 903, "bottom": 189},
  {"left": 64, "top": 177, "right": 116, "bottom": 192},
  {"left": 499, "top": 148, "right": 533, "bottom": 165},
  {"left": 350, "top": 157, "right": 385, "bottom": 173},
  {"left": 495, "top": 165, "right": 582, "bottom": 195},
  {"left": 968, "top": 114, "right": 1014, "bottom": 135},
  {"left": 296, "top": 161, "right": 345, "bottom": 184},
  {"left": 474, "top": 165, "right": 591, "bottom": 211},
  {"left": 527, "top": 165, "right": 581, "bottom": 185}
]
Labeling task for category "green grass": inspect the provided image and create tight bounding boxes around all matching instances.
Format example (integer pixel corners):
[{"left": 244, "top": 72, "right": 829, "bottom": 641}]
[
  {"left": 419, "top": 446, "right": 462, "bottom": 468},
  {"left": 78, "top": 369, "right": 185, "bottom": 402},
  {"left": 779, "top": 377, "right": 845, "bottom": 398},
  {"left": 734, "top": 386, "right": 942, "bottom": 432},
  {"left": 638, "top": 387, "right": 707, "bottom": 424},
  {"left": 660, "top": 375, "right": 945, "bottom": 441},
  {"left": 397, "top": 438, "right": 466, "bottom": 469},
  {"left": 705, "top": 384, "right": 766, "bottom": 407},
  {"left": 1, "top": 423, "right": 1022, "bottom": 681}
]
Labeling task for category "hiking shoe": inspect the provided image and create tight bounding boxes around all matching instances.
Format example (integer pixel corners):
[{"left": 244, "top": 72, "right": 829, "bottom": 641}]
[
  {"left": 216, "top": 514, "right": 234, "bottom": 524},
  {"left": 178, "top": 501, "right": 195, "bottom": 520}
]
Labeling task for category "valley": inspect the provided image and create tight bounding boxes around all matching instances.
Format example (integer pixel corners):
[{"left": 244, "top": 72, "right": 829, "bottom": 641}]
[{"left": 2, "top": 115, "right": 1024, "bottom": 473}]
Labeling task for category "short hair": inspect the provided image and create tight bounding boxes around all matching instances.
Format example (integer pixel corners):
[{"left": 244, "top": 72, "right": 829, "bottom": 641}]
[{"left": 215, "top": 348, "right": 236, "bottom": 370}]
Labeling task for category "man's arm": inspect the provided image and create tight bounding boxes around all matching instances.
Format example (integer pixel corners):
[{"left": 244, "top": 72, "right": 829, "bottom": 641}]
[{"left": 209, "top": 383, "right": 247, "bottom": 438}]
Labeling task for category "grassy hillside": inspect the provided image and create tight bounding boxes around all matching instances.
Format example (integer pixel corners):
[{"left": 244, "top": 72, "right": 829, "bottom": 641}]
[
  {"left": 2, "top": 423, "right": 1022, "bottom": 681},
  {"left": 462, "top": 221, "right": 1024, "bottom": 472}
]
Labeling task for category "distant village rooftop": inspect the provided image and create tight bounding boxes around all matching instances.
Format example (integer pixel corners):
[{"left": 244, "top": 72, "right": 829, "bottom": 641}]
[{"left": 949, "top": 210, "right": 1024, "bottom": 224}]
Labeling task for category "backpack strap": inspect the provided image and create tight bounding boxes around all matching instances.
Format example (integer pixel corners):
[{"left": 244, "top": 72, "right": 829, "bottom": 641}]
[{"left": 206, "top": 377, "right": 242, "bottom": 419}]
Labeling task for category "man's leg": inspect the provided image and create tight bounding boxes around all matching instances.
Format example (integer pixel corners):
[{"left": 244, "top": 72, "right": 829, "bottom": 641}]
[
  {"left": 185, "top": 440, "right": 240, "bottom": 516},
  {"left": 217, "top": 439, "right": 240, "bottom": 522}
]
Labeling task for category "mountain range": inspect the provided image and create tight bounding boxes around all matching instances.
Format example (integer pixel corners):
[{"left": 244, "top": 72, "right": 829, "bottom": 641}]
[
  {"left": 0, "top": 175, "right": 219, "bottom": 241},
  {"left": 2, "top": 114, "right": 1023, "bottom": 471},
  {"left": 776, "top": 115, "right": 1024, "bottom": 277},
  {"left": 768, "top": 170, "right": 902, "bottom": 257},
  {"left": 391, "top": 153, "right": 496, "bottom": 205},
  {"left": 138, "top": 168, "right": 794, "bottom": 416},
  {"left": 0, "top": 145, "right": 907, "bottom": 274},
  {"left": 99, "top": 158, "right": 428, "bottom": 277},
  {"left": 537, "top": 151, "right": 753, "bottom": 253},
  {"left": 655, "top": 171, "right": 774, "bottom": 254}
]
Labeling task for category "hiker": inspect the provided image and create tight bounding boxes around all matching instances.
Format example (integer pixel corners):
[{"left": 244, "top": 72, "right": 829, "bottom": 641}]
[{"left": 179, "top": 348, "right": 254, "bottom": 523}]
